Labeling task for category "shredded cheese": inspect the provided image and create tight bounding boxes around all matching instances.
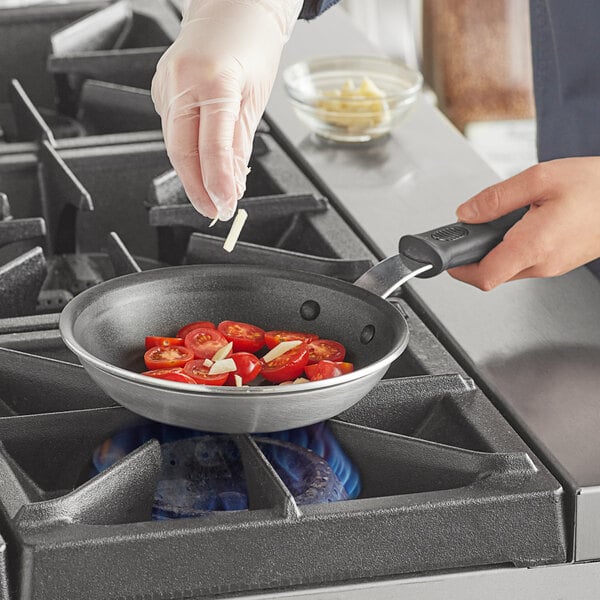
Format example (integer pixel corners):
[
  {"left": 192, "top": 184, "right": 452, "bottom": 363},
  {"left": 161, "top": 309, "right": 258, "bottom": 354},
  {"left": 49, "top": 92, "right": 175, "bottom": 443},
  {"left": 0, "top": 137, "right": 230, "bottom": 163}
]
[
  {"left": 223, "top": 208, "right": 248, "bottom": 253},
  {"left": 234, "top": 374, "right": 243, "bottom": 387},
  {"left": 208, "top": 358, "right": 236, "bottom": 375},
  {"left": 203, "top": 358, "right": 214, "bottom": 368},
  {"left": 262, "top": 340, "right": 302, "bottom": 364},
  {"left": 316, "top": 76, "right": 391, "bottom": 132},
  {"left": 211, "top": 341, "right": 233, "bottom": 362}
]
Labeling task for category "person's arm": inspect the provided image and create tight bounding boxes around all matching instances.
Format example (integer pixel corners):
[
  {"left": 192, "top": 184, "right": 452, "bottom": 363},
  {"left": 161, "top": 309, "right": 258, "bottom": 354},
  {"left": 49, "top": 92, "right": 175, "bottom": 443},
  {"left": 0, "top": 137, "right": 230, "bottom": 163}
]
[
  {"left": 448, "top": 157, "right": 600, "bottom": 290},
  {"left": 151, "top": 0, "right": 340, "bottom": 221}
]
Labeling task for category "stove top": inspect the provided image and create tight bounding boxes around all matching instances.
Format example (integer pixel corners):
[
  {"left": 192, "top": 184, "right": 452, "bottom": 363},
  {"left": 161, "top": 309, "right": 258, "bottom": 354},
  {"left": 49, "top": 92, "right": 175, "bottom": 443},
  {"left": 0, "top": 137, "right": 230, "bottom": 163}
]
[{"left": 0, "top": 1, "right": 571, "bottom": 599}]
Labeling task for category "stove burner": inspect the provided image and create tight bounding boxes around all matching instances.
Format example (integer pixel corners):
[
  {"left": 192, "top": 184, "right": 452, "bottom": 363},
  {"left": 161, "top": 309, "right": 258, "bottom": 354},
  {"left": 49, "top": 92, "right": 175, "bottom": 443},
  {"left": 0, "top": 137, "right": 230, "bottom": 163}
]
[
  {"left": 264, "top": 421, "right": 361, "bottom": 499},
  {"left": 92, "top": 421, "right": 360, "bottom": 519},
  {"left": 154, "top": 436, "right": 248, "bottom": 519}
]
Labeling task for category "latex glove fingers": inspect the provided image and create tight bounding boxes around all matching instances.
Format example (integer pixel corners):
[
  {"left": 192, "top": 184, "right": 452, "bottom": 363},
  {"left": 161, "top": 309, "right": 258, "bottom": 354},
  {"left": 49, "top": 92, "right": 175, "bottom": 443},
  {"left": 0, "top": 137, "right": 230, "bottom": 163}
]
[
  {"left": 151, "top": 0, "right": 302, "bottom": 220},
  {"left": 152, "top": 44, "right": 243, "bottom": 219},
  {"left": 232, "top": 93, "right": 271, "bottom": 197}
]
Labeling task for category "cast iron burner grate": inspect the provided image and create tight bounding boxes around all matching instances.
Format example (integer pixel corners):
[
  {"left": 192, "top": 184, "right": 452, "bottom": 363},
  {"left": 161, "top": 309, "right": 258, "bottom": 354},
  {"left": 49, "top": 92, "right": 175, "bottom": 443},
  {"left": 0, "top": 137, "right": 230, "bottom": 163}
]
[
  {"left": 0, "top": 368, "right": 566, "bottom": 599},
  {"left": 0, "top": 0, "right": 177, "bottom": 145},
  {"left": 0, "top": 118, "right": 375, "bottom": 322}
]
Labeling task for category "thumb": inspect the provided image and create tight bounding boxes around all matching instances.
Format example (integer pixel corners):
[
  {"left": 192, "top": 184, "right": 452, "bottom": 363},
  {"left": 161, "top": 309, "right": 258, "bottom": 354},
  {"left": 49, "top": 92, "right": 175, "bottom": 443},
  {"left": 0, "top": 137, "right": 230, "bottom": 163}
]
[{"left": 456, "top": 164, "right": 551, "bottom": 223}]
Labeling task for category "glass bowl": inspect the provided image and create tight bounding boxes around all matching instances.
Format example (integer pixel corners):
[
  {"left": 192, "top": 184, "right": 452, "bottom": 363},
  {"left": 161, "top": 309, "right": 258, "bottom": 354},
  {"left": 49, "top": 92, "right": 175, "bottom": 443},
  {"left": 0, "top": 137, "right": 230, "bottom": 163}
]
[{"left": 283, "top": 55, "right": 423, "bottom": 143}]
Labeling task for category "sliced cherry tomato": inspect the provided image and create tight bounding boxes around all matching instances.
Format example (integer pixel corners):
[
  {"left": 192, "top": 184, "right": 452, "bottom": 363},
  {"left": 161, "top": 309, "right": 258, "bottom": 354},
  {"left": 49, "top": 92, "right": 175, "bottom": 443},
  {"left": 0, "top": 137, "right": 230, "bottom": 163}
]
[
  {"left": 307, "top": 339, "right": 346, "bottom": 364},
  {"left": 217, "top": 320, "right": 265, "bottom": 353},
  {"left": 305, "top": 360, "right": 354, "bottom": 381},
  {"left": 264, "top": 330, "right": 319, "bottom": 350},
  {"left": 226, "top": 352, "right": 262, "bottom": 385},
  {"left": 142, "top": 369, "right": 197, "bottom": 384},
  {"left": 176, "top": 321, "right": 216, "bottom": 339},
  {"left": 261, "top": 342, "right": 309, "bottom": 383},
  {"left": 183, "top": 360, "right": 229, "bottom": 386},
  {"left": 144, "top": 336, "right": 184, "bottom": 351},
  {"left": 184, "top": 327, "right": 229, "bottom": 359},
  {"left": 144, "top": 345, "right": 194, "bottom": 370},
  {"left": 142, "top": 368, "right": 183, "bottom": 377}
]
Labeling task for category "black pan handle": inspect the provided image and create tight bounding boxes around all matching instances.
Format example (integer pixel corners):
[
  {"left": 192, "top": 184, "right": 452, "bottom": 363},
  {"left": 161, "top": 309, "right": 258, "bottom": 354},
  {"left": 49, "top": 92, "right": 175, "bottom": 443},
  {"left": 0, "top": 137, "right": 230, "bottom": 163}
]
[{"left": 398, "top": 207, "right": 528, "bottom": 278}]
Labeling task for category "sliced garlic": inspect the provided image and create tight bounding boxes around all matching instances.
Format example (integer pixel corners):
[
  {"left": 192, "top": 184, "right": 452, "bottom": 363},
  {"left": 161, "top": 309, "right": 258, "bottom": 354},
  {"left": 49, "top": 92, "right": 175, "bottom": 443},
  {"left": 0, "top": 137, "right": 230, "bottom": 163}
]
[
  {"left": 234, "top": 374, "right": 243, "bottom": 387},
  {"left": 208, "top": 358, "right": 236, "bottom": 375},
  {"left": 262, "top": 340, "right": 302, "bottom": 364},
  {"left": 211, "top": 341, "right": 233, "bottom": 362},
  {"left": 223, "top": 208, "right": 248, "bottom": 253}
]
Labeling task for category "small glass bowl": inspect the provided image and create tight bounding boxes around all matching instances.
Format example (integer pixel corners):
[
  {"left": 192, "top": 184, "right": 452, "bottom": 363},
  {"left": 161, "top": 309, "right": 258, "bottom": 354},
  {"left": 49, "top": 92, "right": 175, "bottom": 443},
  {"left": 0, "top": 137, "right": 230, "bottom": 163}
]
[{"left": 283, "top": 55, "right": 423, "bottom": 143}]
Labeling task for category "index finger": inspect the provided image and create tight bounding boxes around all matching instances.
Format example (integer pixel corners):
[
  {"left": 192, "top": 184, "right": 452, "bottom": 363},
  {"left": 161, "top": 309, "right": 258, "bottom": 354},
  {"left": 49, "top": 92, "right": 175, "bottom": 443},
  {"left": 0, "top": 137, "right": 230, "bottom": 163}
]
[{"left": 162, "top": 101, "right": 218, "bottom": 219}]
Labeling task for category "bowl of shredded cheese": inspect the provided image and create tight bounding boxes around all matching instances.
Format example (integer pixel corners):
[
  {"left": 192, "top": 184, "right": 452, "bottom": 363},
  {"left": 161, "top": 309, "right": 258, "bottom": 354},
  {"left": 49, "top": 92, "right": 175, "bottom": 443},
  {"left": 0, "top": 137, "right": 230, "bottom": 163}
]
[{"left": 283, "top": 55, "right": 423, "bottom": 142}]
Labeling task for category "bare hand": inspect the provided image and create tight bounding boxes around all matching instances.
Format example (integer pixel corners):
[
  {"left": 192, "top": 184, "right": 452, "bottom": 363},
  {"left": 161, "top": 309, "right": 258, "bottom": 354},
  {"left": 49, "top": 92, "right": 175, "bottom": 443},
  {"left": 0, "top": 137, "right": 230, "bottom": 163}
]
[{"left": 448, "top": 157, "right": 600, "bottom": 290}]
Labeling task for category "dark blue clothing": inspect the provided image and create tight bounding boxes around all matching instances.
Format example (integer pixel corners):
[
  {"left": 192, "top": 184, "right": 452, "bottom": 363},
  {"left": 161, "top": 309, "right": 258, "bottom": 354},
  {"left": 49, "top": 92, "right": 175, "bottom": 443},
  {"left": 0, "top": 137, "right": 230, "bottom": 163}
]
[
  {"left": 530, "top": 0, "right": 600, "bottom": 161},
  {"left": 300, "top": 0, "right": 340, "bottom": 20}
]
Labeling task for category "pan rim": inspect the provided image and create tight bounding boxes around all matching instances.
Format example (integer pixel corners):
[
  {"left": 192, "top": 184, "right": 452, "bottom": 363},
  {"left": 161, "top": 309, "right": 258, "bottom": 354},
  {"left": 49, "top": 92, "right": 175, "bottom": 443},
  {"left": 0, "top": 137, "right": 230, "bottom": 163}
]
[{"left": 59, "top": 264, "right": 409, "bottom": 396}]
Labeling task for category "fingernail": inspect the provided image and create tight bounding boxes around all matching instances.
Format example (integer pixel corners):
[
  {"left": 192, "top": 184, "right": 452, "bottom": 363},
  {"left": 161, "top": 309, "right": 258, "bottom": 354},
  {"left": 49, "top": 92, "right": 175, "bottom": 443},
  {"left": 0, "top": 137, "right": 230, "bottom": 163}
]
[
  {"left": 216, "top": 202, "right": 236, "bottom": 221},
  {"left": 457, "top": 204, "right": 478, "bottom": 221},
  {"left": 206, "top": 189, "right": 236, "bottom": 221},
  {"left": 235, "top": 177, "right": 246, "bottom": 199}
]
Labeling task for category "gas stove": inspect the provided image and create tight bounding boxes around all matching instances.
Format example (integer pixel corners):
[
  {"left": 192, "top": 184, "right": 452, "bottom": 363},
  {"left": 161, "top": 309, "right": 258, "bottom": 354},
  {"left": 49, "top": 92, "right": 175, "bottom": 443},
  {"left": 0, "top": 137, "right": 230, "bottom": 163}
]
[{"left": 0, "top": 2, "right": 592, "bottom": 599}]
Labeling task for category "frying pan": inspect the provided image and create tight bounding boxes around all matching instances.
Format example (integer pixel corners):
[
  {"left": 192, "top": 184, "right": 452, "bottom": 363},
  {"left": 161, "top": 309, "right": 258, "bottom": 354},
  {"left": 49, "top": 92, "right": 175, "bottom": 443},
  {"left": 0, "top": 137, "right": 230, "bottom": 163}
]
[{"left": 59, "top": 208, "right": 525, "bottom": 433}]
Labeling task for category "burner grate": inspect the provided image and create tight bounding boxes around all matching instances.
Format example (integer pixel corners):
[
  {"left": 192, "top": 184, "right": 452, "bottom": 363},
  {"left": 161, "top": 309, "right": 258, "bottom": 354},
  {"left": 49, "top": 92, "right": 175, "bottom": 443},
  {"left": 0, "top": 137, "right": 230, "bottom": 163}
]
[{"left": 0, "top": 374, "right": 567, "bottom": 599}]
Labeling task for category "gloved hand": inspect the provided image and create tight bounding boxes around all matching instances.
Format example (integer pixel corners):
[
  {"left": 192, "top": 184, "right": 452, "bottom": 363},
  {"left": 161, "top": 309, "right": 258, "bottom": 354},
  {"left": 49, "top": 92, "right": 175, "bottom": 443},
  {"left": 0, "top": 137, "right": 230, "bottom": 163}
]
[{"left": 151, "top": 0, "right": 303, "bottom": 220}]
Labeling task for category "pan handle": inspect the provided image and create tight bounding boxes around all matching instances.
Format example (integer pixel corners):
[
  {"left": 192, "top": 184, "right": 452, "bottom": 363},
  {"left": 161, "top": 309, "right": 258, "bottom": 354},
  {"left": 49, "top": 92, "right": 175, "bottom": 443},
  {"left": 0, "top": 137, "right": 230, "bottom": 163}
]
[
  {"left": 354, "top": 207, "right": 527, "bottom": 298},
  {"left": 398, "top": 207, "right": 527, "bottom": 278}
]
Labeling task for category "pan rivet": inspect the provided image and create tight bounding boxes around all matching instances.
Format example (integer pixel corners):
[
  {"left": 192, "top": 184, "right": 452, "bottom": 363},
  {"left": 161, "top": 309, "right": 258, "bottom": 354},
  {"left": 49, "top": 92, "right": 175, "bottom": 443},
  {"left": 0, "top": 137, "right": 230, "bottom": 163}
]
[
  {"left": 360, "top": 325, "right": 375, "bottom": 344},
  {"left": 300, "top": 300, "right": 320, "bottom": 321}
]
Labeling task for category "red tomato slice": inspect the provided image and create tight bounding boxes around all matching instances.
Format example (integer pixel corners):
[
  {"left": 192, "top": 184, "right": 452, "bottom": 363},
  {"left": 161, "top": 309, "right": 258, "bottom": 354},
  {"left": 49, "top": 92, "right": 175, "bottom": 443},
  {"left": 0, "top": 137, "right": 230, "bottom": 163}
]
[
  {"left": 305, "top": 360, "right": 354, "bottom": 381},
  {"left": 176, "top": 321, "right": 216, "bottom": 339},
  {"left": 217, "top": 321, "right": 265, "bottom": 353},
  {"left": 144, "top": 336, "right": 184, "bottom": 351},
  {"left": 142, "top": 369, "right": 197, "bottom": 384},
  {"left": 144, "top": 345, "right": 194, "bottom": 370},
  {"left": 142, "top": 368, "right": 183, "bottom": 377},
  {"left": 307, "top": 339, "right": 346, "bottom": 364},
  {"left": 261, "top": 342, "right": 309, "bottom": 383},
  {"left": 183, "top": 360, "right": 229, "bottom": 386},
  {"left": 184, "top": 327, "right": 229, "bottom": 359},
  {"left": 264, "top": 330, "right": 319, "bottom": 350},
  {"left": 226, "top": 352, "right": 262, "bottom": 385}
]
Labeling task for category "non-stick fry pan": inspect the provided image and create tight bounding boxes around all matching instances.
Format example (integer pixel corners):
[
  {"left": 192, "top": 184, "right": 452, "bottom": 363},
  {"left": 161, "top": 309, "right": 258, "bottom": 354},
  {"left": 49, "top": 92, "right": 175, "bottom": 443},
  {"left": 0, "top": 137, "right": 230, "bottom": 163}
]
[{"left": 59, "top": 208, "right": 525, "bottom": 433}]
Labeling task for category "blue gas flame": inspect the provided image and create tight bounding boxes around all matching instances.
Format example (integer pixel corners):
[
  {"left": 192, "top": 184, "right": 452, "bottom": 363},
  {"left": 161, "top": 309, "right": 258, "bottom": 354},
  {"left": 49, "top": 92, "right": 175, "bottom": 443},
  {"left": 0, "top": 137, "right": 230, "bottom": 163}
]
[{"left": 92, "top": 421, "right": 361, "bottom": 519}]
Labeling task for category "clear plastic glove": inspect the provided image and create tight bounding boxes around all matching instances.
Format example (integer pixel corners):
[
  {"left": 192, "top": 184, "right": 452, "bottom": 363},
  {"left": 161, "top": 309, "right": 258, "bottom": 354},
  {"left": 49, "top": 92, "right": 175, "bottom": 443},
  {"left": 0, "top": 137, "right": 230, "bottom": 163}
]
[
  {"left": 151, "top": 0, "right": 302, "bottom": 220},
  {"left": 448, "top": 157, "right": 600, "bottom": 290}
]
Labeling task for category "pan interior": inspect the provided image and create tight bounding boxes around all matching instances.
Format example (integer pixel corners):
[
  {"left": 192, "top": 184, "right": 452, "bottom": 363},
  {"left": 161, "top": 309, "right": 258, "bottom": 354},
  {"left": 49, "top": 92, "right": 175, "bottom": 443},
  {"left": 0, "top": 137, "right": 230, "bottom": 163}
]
[{"left": 66, "top": 266, "right": 407, "bottom": 379}]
